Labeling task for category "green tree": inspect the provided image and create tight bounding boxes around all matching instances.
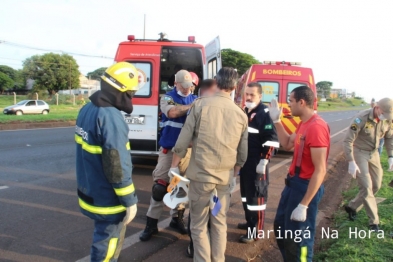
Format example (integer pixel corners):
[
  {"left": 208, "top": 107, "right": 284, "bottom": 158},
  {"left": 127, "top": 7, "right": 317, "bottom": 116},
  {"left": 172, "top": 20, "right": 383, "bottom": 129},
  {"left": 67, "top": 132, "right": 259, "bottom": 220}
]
[
  {"left": 0, "top": 65, "right": 18, "bottom": 80},
  {"left": 0, "top": 72, "right": 14, "bottom": 93},
  {"left": 22, "top": 53, "right": 80, "bottom": 94},
  {"left": 0, "top": 65, "right": 25, "bottom": 89},
  {"left": 221, "top": 48, "right": 260, "bottom": 76},
  {"left": 87, "top": 67, "right": 106, "bottom": 80},
  {"left": 316, "top": 81, "right": 333, "bottom": 98}
]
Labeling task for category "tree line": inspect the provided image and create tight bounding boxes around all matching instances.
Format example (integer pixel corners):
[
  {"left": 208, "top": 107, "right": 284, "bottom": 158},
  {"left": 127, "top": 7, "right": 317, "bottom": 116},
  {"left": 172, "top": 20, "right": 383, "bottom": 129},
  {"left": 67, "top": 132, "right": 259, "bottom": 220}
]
[{"left": 0, "top": 49, "right": 333, "bottom": 96}]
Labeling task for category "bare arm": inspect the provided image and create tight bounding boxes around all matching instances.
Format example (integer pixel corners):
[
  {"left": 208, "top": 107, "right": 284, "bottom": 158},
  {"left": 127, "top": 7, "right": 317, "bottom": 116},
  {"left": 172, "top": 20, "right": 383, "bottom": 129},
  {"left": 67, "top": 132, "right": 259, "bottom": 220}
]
[
  {"left": 274, "top": 122, "right": 296, "bottom": 151},
  {"left": 300, "top": 147, "right": 327, "bottom": 206},
  {"left": 167, "top": 104, "right": 193, "bottom": 118}
]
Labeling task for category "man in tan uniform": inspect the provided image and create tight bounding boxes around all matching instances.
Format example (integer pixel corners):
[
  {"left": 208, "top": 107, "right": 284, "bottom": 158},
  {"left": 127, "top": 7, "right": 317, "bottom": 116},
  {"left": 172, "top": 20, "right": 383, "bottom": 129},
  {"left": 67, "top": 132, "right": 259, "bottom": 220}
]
[
  {"left": 171, "top": 67, "right": 248, "bottom": 262},
  {"left": 343, "top": 98, "right": 393, "bottom": 232},
  {"left": 139, "top": 70, "right": 196, "bottom": 241}
]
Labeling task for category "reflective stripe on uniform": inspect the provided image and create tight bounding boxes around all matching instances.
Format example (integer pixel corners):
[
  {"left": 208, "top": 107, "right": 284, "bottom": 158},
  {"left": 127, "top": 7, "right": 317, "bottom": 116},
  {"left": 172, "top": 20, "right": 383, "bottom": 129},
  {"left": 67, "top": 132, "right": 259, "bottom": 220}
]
[
  {"left": 75, "top": 134, "right": 102, "bottom": 154},
  {"left": 114, "top": 183, "right": 135, "bottom": 196},
  {"left": 241, "top": 197, "right": 247, "bottom": 202},
  {"left": 300, "top": 246, "right": 307, "bottom": 262},
  {"left": 75, "top": 134, "right": 130, "bottom": 154},
  {"left": 247, "top": 127, "right": 259, "bottom": 133},
  {"left": 247, "top": 204, "right": 266, "bottom": 211},
  {"left": 163, "top": 121, "right": 183, "bottom": 128},
  {"left": 78, "top": 198, "right": 126, "bottom": 215},
  {"left": 103, "top": 238, "right": 118, "bottom": 262}
]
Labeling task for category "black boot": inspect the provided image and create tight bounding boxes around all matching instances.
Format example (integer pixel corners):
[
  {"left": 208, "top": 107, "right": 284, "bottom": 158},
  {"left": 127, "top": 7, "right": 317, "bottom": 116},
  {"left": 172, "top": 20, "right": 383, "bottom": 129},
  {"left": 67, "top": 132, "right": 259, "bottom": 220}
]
[
  {"left": 344, "top": 205, "right": 357, "bottom": 221},
  {"left": 139, "top": 216, "right": 158, "bottom": 241},
  {"left": 169, "top": 209, "right": 188, "bottom": 234}
]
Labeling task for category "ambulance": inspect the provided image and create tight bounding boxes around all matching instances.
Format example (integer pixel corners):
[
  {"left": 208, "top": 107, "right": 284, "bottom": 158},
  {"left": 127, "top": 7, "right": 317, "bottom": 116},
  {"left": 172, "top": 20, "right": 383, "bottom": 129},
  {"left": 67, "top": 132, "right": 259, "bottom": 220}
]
[
  {"left": 235, "top": 61, "right": 317, "bottom": 135},
  {"left": 114, "top": 34, "right": 222, "bottom": 155}
]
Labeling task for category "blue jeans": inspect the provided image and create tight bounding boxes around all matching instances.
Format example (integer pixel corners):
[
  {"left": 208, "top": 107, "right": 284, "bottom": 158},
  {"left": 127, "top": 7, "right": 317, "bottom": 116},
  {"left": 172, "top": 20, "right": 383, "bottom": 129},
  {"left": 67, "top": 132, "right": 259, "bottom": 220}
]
[
  {"left": 378, "top": 138, "right": 384, "bottom": 155},
  {"left": 91, "top": 220, "right": 126, "bottom": 262},
  {"left": 274, "top": 175, "right": 324, "bottom": 262}
]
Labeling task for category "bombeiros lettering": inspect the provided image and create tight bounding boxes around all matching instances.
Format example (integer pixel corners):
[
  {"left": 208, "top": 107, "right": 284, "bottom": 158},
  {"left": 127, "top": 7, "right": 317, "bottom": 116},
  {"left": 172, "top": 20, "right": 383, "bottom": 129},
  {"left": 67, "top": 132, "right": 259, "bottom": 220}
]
[
  {"left": 263, "top": 69, "right": 301, "bottom": 76},
  {"left": 75, "top": 125, "right": 88, "bottom": 141}
]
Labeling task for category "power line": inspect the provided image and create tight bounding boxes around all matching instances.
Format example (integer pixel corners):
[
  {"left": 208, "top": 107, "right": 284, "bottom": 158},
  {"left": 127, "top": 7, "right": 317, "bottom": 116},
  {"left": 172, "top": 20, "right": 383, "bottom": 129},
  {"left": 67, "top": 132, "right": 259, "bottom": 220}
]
[{"left": 0, "top": 40, "right": 115, "bottom": 59}]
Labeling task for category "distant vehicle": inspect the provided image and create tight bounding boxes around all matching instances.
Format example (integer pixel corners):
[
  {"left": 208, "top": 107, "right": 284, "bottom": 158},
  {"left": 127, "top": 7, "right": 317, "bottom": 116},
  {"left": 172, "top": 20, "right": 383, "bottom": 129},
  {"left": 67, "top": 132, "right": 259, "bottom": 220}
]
[{"left": 3, "top": 100, "right": 50, "bottom": 115}]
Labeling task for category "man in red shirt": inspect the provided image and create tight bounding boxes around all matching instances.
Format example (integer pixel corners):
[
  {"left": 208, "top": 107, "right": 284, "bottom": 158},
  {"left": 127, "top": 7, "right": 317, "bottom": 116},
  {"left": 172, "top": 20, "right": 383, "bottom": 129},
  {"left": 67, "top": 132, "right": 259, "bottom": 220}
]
[{"left": 269, "top": 86, "right": 330, "bottom": 262}]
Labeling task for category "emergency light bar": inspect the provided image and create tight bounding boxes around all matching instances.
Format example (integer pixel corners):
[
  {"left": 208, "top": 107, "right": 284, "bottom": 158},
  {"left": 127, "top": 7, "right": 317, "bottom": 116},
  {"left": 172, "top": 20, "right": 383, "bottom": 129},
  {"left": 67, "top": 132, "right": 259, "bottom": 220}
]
[
  {"left": 188, "top": 36, "right": 196, "bottom": 43},
  {"left": 126, "top": 34, "right": 196, "bottom": 43},
  {"left": 263, "top": 61, "right": 301, "bottom": 66}
]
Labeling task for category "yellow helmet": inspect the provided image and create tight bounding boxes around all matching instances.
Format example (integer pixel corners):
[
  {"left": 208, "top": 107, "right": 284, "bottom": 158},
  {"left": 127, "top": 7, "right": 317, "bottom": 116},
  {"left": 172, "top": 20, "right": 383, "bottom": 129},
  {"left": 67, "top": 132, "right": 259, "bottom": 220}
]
[{"left": 101, "top": 62, "right": 139, "bottom": 92}]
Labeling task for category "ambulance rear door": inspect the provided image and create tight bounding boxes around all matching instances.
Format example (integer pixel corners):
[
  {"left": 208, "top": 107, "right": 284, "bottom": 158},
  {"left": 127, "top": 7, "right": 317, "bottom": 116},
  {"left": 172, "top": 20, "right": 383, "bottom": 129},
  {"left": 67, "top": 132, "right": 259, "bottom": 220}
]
[
  {"left": 204, "top": 36, "right": 222, "bottom": 79},
  {"left": 116, "top": 44, "right": 161, "bottom": 155}
]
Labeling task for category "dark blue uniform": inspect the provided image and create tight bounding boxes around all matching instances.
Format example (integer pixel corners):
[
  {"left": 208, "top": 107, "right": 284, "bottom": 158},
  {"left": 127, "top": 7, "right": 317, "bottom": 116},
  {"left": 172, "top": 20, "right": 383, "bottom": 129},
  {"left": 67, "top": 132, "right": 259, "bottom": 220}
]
[
  {"left": 240, "top": 102, "right": 277, "bottom": 235},
  {"left": 159, "top": 89, "right": 197, "bottom": 149},
  {"left": 76, "top": 102, "right": 137, "bottom": 261}
]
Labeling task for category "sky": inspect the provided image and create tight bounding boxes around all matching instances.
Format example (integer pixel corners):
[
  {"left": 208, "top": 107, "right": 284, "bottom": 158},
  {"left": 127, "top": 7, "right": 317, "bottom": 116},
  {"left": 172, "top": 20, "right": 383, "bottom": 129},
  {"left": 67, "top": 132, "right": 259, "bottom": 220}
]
[{"left": 1, "top": 0, "right": 392, "bottom": 102}]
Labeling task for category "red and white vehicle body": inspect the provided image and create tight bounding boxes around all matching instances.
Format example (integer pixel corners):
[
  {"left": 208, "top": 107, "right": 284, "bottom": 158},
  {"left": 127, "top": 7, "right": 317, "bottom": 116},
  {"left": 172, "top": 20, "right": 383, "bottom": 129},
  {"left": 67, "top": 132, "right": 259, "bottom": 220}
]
[{"left": 114, "top": 34, "right": 222, "bottom": 155}]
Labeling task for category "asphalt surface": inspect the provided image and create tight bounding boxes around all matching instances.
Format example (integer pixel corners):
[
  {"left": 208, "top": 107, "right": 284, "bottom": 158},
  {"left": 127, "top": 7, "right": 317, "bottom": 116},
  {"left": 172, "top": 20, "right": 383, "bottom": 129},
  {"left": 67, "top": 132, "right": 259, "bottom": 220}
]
[{"left": 0, "top": 109, "right": 362, "bottom": 262}]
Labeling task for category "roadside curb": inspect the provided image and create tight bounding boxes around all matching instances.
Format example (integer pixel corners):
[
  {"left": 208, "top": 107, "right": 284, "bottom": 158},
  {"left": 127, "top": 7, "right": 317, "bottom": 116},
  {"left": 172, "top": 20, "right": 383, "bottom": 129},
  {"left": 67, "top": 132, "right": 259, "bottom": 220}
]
[{"left": 0, "top": 121, "right": 76, "bottom": 131}]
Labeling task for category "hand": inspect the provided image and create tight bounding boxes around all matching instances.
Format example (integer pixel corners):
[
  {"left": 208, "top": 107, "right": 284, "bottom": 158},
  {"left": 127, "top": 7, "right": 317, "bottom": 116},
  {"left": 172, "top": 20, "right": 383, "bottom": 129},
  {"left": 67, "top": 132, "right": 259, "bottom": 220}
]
[
  {"left": 348, "top": 161, "right": 361, "bottom": 178},
  {"left": 123, "top": 204, "right": 137, "bottom": 225},
  {"left": 290, "top": 204, "right": 308, "bottom": 222},
  {"left": 256, "top": 159, "right": 269, "bottom": 174},
  {"left": 168, "top": 167, "right": 180, "bottom": 181},
  {"left": 268, "top": 99, "right": 282, "bottom": 123},
  {"left": 388, "top": 157, "right": 393, "bottom": 171},
  {"left": 229, "top": 177, "right": 236, "bottom": 193}
]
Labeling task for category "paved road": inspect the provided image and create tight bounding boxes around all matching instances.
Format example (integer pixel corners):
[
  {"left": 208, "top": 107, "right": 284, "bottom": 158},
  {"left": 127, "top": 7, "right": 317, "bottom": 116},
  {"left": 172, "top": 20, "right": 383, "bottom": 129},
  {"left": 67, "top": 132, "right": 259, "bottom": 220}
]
[{"left": 0, "top": 109, "right": 362, "bottom": 262}]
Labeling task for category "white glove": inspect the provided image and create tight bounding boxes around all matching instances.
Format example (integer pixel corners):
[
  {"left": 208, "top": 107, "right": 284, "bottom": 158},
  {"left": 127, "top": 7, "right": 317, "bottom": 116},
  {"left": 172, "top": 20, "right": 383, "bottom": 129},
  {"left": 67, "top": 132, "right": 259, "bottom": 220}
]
[
  {"left": 348, "top": 161, "right": 361, "bottom": 178},
  {"left": 268, "top": 99, "right": 282, "bottom": 123},
  {"left": 290, "top": 204, "right": 308, "bottom": 222},
  {"left": 388, "top": 157, "right": 393, "bottom": 171},
  {"left": 123, "top": 204, "right": 137, "bottom": 225},
  {"left": 229, "top": 177, "right": 236, "bottom": 194},
  {"left": 256, "top": 159, "right": 269, "bottom": 174},
  {"left": 168, "top": 167, "right": 180, "bottom": 181}
]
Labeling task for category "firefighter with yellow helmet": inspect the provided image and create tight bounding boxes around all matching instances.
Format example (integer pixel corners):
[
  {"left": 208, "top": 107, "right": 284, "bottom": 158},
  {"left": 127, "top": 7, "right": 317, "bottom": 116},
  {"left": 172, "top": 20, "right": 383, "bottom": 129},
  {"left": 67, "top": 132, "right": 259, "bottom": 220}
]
[{"left": 75, "top": 62, "right": 139, "bottom": 261}]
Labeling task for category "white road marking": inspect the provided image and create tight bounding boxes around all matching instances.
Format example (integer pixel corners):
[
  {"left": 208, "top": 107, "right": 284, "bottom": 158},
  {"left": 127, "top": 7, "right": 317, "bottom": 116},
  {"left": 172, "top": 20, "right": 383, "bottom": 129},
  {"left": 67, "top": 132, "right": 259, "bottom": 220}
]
[
  {"left": 0, "top": 186, "right": 9, "bottom": 190},
  {"left": 330, "top": 127, "right": 348, "bottom": 138},
  {"left": 75, "top": 127, "right": 348, "bottom": 261},
  {"left": 0, "top": 126, "right": 74, "bottom": 132}
]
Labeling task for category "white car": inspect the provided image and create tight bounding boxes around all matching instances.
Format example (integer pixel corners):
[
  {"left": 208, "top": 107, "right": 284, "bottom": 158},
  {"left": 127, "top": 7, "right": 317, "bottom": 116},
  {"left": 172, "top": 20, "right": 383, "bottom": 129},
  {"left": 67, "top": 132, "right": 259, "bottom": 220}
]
[{"left": 3, "top": 100, "right": 50, "bottom": 115}]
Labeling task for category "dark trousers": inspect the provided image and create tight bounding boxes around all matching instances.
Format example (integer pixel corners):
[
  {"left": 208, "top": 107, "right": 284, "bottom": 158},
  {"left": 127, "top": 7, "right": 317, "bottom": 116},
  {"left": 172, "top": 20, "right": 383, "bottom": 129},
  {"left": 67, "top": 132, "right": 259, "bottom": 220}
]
[
  {"left": 91, "top": 220, "right": 126, "bottom": 262},
  {"left": 274, "top": 174, "right": 324, "bottom": 262},
  {"left": 240, "top": 161, "right": 269, "bottom": 234}
]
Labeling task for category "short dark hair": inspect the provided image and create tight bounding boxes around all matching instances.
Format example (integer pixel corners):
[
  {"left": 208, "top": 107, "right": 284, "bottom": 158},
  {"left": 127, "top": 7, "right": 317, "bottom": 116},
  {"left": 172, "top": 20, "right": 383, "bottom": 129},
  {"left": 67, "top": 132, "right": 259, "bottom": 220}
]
[
  {"left": 291, "top": 86, "right": 315, "bottom": 109},
  {"left": 247, "top": 82, "right": 262, "bottom": 94},
  {"left": 216, "top": 67, "right": 238, "bottom": 91},
  {"left": 199, "top": 79, "right": 215, "bottom": 90}
]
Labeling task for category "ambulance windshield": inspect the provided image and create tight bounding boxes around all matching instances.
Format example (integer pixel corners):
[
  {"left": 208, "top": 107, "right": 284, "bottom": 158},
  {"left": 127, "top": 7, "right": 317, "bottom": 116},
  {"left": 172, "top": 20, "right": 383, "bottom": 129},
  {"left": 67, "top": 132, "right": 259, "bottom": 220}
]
[
  {"left": 258, "top": 81, "right": 279, "bottom": 103},
  {"left": 287, "top": 82, "right": 308, "bottom": 102}
]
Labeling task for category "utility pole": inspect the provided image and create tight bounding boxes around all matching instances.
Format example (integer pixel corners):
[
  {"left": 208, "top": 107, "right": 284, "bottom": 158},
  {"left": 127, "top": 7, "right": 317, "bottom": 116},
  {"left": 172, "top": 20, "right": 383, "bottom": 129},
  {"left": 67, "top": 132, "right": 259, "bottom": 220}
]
[{"left": 144, "top": 14, "right": 146, "bottom": 39}]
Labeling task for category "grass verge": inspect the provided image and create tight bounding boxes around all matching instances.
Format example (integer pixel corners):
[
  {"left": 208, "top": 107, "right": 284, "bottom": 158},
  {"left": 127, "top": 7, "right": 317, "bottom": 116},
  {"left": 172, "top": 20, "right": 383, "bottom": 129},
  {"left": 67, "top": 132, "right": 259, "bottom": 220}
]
[
  {"left": 0, "top": 95, "right": 82, "bottom": 124},
  {"left": 315, "top": 151, "right": 393, "bottom": 262}
]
